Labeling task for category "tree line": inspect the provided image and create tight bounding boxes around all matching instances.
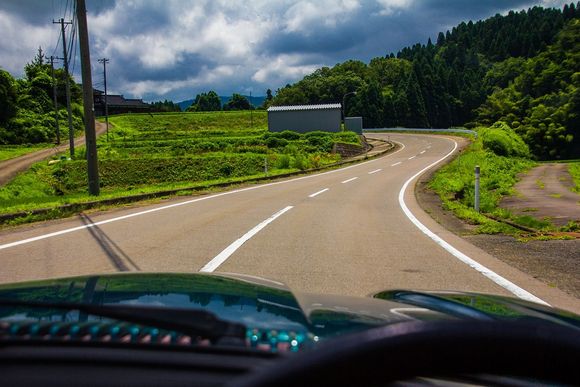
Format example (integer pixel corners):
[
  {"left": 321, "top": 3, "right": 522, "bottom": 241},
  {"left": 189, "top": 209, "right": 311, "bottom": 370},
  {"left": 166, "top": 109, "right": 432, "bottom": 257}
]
[
  {"left": 0, "top": 48, "right": 84, "bottom": 145},
  {"left": 271, "top": 3, "right": 579, "bottom": 159}
]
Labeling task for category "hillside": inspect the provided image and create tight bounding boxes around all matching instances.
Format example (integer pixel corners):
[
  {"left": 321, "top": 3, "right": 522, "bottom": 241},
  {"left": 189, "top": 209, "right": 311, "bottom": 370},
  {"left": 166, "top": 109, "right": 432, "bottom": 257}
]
[{"left": 272, "top": 2, "right": 579, "bottom": 160}]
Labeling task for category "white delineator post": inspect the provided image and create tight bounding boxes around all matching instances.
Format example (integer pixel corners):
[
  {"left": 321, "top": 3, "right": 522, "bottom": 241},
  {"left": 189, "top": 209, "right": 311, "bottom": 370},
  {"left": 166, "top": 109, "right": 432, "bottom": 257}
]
[{"left": 474, "top": 165, "right": 480, "bottom": 212}]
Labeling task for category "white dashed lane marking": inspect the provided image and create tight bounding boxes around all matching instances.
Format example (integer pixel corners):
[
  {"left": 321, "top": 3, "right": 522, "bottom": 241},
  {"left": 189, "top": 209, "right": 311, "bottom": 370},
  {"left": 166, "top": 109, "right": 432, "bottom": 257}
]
[{"left": 309, "top": 188, "right": 329, "bottom": 198}]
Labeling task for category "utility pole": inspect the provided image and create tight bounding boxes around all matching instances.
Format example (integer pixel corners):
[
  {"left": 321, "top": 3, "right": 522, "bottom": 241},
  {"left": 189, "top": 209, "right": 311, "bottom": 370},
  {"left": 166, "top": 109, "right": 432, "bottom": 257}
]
[
  {"left": 53, "top": 18, "right": 74, "bottom": 157},
  {"left": 98, "top": 58, "right": 109, "bottom": 141},
  {"left": 49, "top": 56, "right": 61, "bottom": 145},
  {"left": 77, "top": 0, "right": 100, "bottom": 195}
]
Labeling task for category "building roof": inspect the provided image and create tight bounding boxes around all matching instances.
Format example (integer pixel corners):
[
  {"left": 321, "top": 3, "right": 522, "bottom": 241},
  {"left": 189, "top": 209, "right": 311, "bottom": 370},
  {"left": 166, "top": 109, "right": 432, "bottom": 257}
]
[
  {"left": 267, "top": 103, "right": 341, "bottom": 112},
  {"left": 102, "top": 95, "right": 149, "bottom": 108}
]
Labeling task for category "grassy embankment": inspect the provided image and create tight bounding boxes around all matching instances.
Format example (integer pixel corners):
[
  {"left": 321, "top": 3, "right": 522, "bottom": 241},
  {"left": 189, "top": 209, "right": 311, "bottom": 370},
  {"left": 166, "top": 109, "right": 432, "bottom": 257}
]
[
  {"left": 569, "top": 163, "right": 580, "bottom": 194},
  {"left": 429, "top": 122, "right": 578, "bottom": 235},
  {"left": 0, "top": 144, "right": 54, "bottom": 162},
  {"left": 0, "top": 111, "right": 361, "bottom": 221}
]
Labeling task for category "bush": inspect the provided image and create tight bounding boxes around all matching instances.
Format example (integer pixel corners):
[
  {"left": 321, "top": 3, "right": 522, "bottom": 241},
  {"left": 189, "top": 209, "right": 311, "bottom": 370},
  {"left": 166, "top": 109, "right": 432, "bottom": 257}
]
[
  {"left": 304, "top": 131, "right": 333, "bottom": 152},
  {"left": 265, "top": 137, "right": 289, "bottom": 148},
  {"left": 479, "top": 122, "right": 530, "bottom": 158},
  {"left": 291, "top": 153, "right": 310, "bottom": 170},
  {"left": 333, "top": 131, "right": 360, "bottom": 145},
  {"left": 277, "top": 130, "right": 301, "bottom": 140},
  {"left": 276, "top": 154, "right": 291, "bottom": 169}
]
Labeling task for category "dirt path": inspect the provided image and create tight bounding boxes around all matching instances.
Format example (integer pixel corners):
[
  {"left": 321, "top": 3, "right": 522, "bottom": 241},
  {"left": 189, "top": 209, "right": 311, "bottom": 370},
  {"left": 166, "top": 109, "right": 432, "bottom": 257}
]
[
  {"left": 500, "top": 164, "right": 580, "bottom": 227},
  {"left": 416, "top": 162, "right": 580, "bottom": 300},
  {"left": 0, "top": 122, "right": 107, "bottom": 186}
]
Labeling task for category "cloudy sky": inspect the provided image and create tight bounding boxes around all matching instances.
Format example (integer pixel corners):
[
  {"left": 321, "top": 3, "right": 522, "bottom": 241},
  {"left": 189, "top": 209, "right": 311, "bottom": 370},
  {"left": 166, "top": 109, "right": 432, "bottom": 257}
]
[{"left": 0, "top": 0, "right": 570, "bottom": 102}]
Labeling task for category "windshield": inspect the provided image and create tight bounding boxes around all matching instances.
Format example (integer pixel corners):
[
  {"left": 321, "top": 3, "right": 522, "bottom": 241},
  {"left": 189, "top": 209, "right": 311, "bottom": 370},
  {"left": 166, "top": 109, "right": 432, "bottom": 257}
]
[{"left": 0, "top": 0, "right": 578, "bottom": 331}]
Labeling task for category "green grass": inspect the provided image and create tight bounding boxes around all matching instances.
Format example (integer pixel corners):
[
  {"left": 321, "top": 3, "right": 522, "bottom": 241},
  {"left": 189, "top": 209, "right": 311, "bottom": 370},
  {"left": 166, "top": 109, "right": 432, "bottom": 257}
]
[
  {"left": 569, "top": 163, "right": 580, "bottom": 193},
  {"left": 429, "top": 124, "right": 539, "bottom": 235},
  {"left": 0, "top": 111, "right": 357, "bottom": 221},
  {"left": 0, "top": 143, "right": 53, "bottom": 162}
]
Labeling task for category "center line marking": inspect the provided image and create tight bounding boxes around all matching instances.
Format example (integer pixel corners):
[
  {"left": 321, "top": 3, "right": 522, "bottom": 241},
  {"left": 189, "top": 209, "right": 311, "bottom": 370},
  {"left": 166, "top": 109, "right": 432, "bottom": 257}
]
[
  {"left": 368, "top": 169, "right": 382, "bottom": 174},
  {"left": 309, "top": 188, "right": 329, "bottom": 198},
  {"left": 342, "top": 177, "right": 358, "bottom": 184},
  {"left": 420, "top": 150, "right": 426, "bottom": 154},
  {"left": 391, "top": 162, "right": 402, "bottom": 166},
  {"left": 408, "top": 156, "right": 416, "bottom": 160},
  {"left": 200, "top": 206, "right": 293, "bottom": 273}
]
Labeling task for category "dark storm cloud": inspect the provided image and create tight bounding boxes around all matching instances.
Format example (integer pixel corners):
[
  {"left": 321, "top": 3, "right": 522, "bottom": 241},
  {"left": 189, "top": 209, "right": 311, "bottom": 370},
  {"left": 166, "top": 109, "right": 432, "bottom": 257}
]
[
  {"left": 113, "top": 53, "right": 213, "bottom": 83},
  {"left": 0, "top": 0, "right": 570, "bottom": 102}
]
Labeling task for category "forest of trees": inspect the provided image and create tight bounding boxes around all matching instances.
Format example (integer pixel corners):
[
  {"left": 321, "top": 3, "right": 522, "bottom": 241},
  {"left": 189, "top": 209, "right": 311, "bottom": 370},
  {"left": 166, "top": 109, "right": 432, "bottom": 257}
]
[
  {"left": 186, "top": 91, "right": 255, "bottom": 112},
  {"left": 272, "top": 3, "right": 579, "bottom": 159},
  {"left": 150, "top": 100, "right": 181, "bottom": 112},
  {"left": 0, "top": 48, "right": 83, "bottom": 145}
]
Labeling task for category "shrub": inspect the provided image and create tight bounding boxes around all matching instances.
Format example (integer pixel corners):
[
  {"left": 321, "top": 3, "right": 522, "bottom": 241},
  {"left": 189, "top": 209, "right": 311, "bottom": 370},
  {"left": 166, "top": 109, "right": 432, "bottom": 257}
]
[
  {"left": 276, "top": 154, "right": 291, "bottom": 169},
  {"left": 265, "top": 137, "right": 289, "bottom": 148},
  {"left": 277, "top": 130, "right": 301, "bottom": 140},
  {"left": 479, "top": 122, "right": 530, "bottom": 158},
  {"left": 291, "top": 153, "right": 310, "bottom": 170}
]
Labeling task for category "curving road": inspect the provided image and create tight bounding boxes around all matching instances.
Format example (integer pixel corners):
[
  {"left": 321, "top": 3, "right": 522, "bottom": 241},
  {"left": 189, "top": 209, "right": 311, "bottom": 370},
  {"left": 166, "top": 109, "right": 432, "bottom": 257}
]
[{"left": 0, "top": 133, "right": 578, "bottom": 312}]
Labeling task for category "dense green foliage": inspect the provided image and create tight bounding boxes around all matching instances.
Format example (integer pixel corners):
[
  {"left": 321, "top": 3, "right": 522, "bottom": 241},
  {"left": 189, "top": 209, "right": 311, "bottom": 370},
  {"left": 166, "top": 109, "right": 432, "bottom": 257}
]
[
  {"left": 186, "top": 90, "right": 221, "bottom": 112},
  {"left": 0, "top": 48, "right": 83, "bottom": 145},
  {"left": 223, "top": 93, "right": 252, "bottom": 111},
  {"left": 272, "top": 3, "right": 579, "bottom": 160},
  {"left": 475, "top": 19, "right": 579, "bottom": 159},
  {"left": 150, "top": 99, "right": 181, "bottom": 112},
  {"left": 430, "top": 124, "right": 536, "bottom": 233}
]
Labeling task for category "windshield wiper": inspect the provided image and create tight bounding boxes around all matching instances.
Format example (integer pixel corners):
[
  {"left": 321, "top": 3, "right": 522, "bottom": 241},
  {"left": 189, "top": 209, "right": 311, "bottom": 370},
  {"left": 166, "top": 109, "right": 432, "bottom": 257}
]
[{"left": 0, "top": 299, "right": 246, "bottom": 345}]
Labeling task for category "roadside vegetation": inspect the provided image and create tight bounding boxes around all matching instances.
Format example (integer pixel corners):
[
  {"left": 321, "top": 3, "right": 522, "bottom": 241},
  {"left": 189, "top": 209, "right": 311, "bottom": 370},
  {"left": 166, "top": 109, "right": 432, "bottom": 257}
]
[
  {"left": 430, "top": 122, "right": 543, "bottom": 235},
  {"left": 0, "top": 111, "right": 361, "bottom": 218},
  {"left": 0, "top": 143, "right": 53, "bottom": 162},
  {"left": 569, "top": 163, "right": 580, "bottom": 193}
]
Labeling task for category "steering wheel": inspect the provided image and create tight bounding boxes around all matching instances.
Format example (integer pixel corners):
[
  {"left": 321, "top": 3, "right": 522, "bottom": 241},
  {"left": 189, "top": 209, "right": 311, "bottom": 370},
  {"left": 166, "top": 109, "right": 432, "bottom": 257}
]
[{"left": 232, "top": 320, "right": 580, "bottom": 386}]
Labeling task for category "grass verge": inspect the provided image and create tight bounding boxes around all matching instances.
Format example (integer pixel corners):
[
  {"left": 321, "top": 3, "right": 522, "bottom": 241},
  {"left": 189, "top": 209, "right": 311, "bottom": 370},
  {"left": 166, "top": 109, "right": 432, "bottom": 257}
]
[
  {"left": 0, "top": 143, "right": 53, "bottom": 162},
  {"left": 569, "top": 163, "right": 580, "bottom": 193}
]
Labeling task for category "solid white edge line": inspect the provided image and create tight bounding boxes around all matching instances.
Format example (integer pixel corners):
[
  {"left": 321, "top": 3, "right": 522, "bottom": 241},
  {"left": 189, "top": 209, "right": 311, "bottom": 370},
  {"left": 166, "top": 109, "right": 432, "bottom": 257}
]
[
  {"left": 397, "top": 139, "right": 549, "bottom": 306},
  {"left": 199, "top": 206, "right": 294, "bottom": 273},
  {"left": 341, "top": 177, "right": 358, "bottom": 184},
  {"left": 0, "top": 140, "right": 407, "bottom": 251},
  {"left": 391, "top": 162, "right": 402, "bottom": 166},
  {"left": 309, "top": 188, "right": 329, "bottom": 198},
  {"left": 368, "top": 169, "right": 382, "bottom": 174}
]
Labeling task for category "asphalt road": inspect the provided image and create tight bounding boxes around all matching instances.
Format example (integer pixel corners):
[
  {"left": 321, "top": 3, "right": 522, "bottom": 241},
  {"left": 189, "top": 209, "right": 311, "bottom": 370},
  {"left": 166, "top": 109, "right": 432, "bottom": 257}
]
[{"left": 1, "top": 133, "right": 578, "bottom": 312}]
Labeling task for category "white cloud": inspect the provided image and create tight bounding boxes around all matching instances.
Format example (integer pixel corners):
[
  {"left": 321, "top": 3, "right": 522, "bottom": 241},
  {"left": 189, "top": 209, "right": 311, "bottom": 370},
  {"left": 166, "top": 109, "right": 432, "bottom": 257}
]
[
  {"left": 0, "top": 11, "right": 57, "bottom": 76},
  {"left": 252, "top": 54, "right": 321, "bottom": 85},
  {"left": 283, "top": 0, "right": 360, "bottom": 34},
  {"left": 375, "top": 0, "right": 413, "bottom": 16}
]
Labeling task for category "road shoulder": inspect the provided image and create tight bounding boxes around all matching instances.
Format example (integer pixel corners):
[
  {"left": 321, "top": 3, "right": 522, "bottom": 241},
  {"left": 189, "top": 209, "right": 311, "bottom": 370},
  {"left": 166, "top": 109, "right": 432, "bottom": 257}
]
[{"left": 413, "top": 149, "right": 579, "bottom": 309}]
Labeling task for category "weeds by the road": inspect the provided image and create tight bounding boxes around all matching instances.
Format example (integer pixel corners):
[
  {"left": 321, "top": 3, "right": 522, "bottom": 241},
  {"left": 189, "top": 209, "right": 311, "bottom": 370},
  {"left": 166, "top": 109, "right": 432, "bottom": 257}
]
[
  {"left": 569, "top": 163, "right": 580, "bottom": 193},
  {"left": 430, "top": 122, "right": 539, "bottom": 235},
  {"left": 0, "top": 143, "right": 53, "bottom": 162}
]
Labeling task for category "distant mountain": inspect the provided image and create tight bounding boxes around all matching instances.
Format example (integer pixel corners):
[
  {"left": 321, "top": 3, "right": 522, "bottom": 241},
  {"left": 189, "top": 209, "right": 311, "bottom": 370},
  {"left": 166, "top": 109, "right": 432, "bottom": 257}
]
[{"left": 177, "top": 95, "right": 266, "bottom": 111}]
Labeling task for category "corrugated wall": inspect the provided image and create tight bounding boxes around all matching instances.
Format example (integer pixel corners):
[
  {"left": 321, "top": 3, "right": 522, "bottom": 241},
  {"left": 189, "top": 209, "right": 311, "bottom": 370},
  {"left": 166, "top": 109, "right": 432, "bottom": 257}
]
[{"left": 268, "top": 109, "right": 341, "bottom": 132}]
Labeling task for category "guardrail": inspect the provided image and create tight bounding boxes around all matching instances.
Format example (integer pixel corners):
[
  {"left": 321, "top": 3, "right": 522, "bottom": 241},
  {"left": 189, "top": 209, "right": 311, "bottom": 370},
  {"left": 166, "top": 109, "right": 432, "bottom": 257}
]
[{"left": 363, "top": 128, "right": 477, "bottom": 138}]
